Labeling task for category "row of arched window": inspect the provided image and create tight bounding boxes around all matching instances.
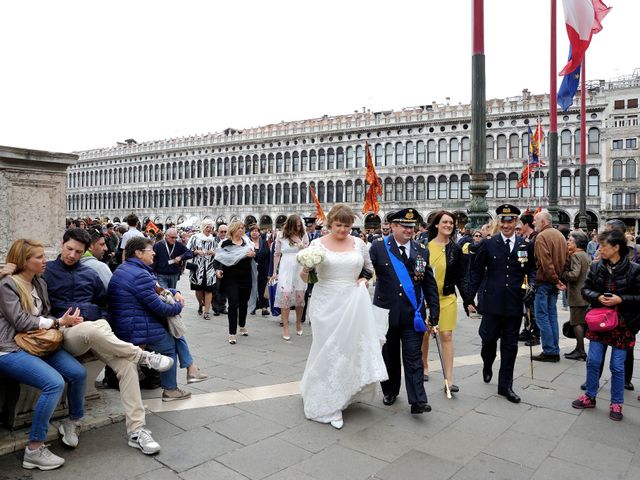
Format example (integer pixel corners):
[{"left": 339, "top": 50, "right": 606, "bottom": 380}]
[
  {"left": 67, "top": 128, "right": 601, "bottom": 189},
  {"left": 611, "top": 159, "right": 637, "bottom": 181},
  {"left": 67, "top": 169, "right": 601, "bottom": 212}
]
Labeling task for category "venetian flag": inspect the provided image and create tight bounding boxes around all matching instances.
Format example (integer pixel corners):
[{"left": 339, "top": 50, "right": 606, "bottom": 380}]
[
  {"left": 309, "top": 185, "right": 326, "bottom": 222},
  {"left": 362, "top": 142, "right": 382, "bottom": 215},
  {"left": 145, "top": 220, "right": 159, "bottom": 236},
  {"left": 559, "top": 0, "right": 611, "bottom": 76}
]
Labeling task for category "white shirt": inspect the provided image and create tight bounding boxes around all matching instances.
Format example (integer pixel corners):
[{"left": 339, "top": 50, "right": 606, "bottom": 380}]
[
  {"left": 120, "top": 227, "right": 144, "bottom": 250},
  {"left": 500, "top": 233, "right": 516, "bottom": 253},
  {"left": 394, "top": 239, "right": 411, "bottom": 258}
]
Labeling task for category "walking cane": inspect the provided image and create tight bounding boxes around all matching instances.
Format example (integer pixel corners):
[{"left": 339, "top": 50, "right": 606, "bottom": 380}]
[
  {"left": 430, "top": 323, "right": 452, "bottom": 399},
  {"left": 522, "top": 275, "right": 534, "bottom": 380}
]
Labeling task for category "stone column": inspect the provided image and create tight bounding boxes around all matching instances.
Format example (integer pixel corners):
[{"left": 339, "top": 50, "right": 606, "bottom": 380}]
[{"left": 0, "top": 146, "right": 78, "bottom": 261}]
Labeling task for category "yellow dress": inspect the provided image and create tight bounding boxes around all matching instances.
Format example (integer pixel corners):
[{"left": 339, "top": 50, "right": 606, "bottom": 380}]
[{"left": 428, "top": 240, "right": 458, "bottom": 331}]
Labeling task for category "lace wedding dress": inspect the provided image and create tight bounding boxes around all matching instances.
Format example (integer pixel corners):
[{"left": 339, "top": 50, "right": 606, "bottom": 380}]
[{"left": 300, "top": 237, "right": 389, "bottom": 424}]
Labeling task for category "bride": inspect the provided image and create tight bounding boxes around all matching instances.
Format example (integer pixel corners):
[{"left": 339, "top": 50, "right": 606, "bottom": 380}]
[{"left": 300, "top": 204, "right": 389, "bottom": 429}]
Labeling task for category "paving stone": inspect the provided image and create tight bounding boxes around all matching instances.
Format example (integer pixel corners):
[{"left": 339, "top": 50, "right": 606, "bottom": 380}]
[
  {"left": 254, "top": 362, "right": 305, "bottom": 378},
  {"left": 158, "top": 405, "right": 245, "bottom": 431},
  {"left": 625, "top": 464, "right": 640, "bottom": 480},
  {"left": 338, "top": 422, "right": 425, "bottom": 462},
  {"left": 567, "top": 408, "right": 640, "bottom": 453},
  {"left": 381, "top": 408, "right": 458, "bottom": 439},
  {"left": 449, "top": 410, "right": 513, "bottom": 440},
  {"left": 374, "top": 449, "right": 461, "bottom": 480},
  {"left": 277, "top": 419, "right": 346, "bottom": 453},
  {"left": 474, "top": 395, "right": 531, "bottom": 422},
  {"left": 293, "top": 444, "right": 388, "bottom": 480},
  {"left": 531, "top": 457, "right": 604, "bottom": 480},
  {"left": 236, "top": 396, "right": 307, "bottom": 428},
  {"left": 215, "top": 353, "right": 272, "bottom": 369},
  {"left": 550, "top": 434, "right": 633, "bottom": 476},
  {"left": 155, "top": 426, "right": 241, "bottom": 473},
  {"left": 510, "top": 406, "right": 577, "bottom": 441},
  {"left": 211, "top": 412, "right": 287, "bottom": 446},
  {"left": 429, "top": 389, "right": 487, "bottom": 417},
  {"left": 179, "top": 459, "right": 249, "bottom": 480},
  {"left": 450, "top": 453, "right": 534, "bottom": 480},
  {"left": 216, "top": 437, "right": 311, "bottom": 480},
  {"left": 236, "top": 373, "right": 290, "bottom": 388},
  {"left": 206, "top": 364, "right": 258, "bottom": 382},
  {"left": 135, "top": 467, "right": 182, "bottom": 480},
  {"left": 143, "top": 412, "right": 187, "bottom": 438},
  {"left": 262, "top": 468, "right": 318, "bottom": 480},
  {"left": 419, "top": 426, "right": 495, "bottom": 464},
  {"left": 483, "top": 429, "right": 558, "bottom": 469}
]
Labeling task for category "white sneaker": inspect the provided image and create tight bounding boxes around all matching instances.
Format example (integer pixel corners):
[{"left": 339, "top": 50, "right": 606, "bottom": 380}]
[
  {"left": 23, "top": 444, "right": 65, "bottom": 470},
  {"left": 58, "top": 420, "right": 81, "bottom": 448},
  {"left": 128, "top": 428, "right": 161, "bottom": 455},
  {"left": 139, "top": 351, "right": 174, "bottom": 372}
]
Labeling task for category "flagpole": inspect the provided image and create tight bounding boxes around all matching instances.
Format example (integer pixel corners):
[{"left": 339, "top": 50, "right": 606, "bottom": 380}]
[
  {"left": 468, "top": 0, "right": 490, "bottom": 229},
  {"left": 548, "top": 0, "right": 559, "bottom": 225},
  {"left": 578, "top": 55, "right": 587, "bottom": 230}
]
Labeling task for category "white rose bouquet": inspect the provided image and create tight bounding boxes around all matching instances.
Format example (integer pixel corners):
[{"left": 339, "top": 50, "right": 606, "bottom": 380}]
[{"left": 296, "top": 246, "right": 325, "bottom": 284}]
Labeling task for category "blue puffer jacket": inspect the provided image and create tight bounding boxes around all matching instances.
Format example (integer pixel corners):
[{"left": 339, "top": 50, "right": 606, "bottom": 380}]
[
  {"left": 108, "top": 258, "right": 182, "bottom": 345},
  {"left": 43, "top": 257, "right": 109, "bottom": 321}
]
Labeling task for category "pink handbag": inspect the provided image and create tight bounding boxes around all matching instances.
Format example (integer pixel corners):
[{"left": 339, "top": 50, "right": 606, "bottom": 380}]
[{"left": 585, "top": 307, "right": 618, "bottom": 332}]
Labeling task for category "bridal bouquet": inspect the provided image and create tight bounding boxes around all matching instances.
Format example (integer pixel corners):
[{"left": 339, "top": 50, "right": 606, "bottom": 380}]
[{"left": 296, "top": 246, "right": 325, "bottom": 284}]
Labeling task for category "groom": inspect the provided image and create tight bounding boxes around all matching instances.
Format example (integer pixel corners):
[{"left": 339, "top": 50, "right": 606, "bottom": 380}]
[{"left": 370, "top": 208, "right": 440, "bottom": 414}]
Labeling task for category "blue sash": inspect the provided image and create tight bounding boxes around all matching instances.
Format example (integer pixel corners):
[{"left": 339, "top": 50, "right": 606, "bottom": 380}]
[{"left": 383, "top": 237, "right": 426, "bottom": 333}]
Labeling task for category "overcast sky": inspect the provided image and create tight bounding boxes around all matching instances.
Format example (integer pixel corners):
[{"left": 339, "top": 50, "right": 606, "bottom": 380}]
[{"left": 1, "top": 0, "right": 635, "bottom": 153}]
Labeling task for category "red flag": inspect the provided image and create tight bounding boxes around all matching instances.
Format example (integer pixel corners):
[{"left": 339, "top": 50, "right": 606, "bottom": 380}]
[
  {"left": 309, "top": 185, "right": 326, "bottom": 222},
  {"left": 517, "top": 164, "right": 532, "bottom": 189},
  {"left": 362, "top": 143, "right": 383, "bottom": 214},
  {"left": 145, "top": 220, "right": 159, "bottom": 236}
]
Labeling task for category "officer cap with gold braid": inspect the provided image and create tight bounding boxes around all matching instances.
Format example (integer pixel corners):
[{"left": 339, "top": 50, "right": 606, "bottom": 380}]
[
  {"left": 495, "top": 203, "right": 521, "bottom": 222},
  {"left": 387, "top": 208, "right": 423, "bottom": 227}
]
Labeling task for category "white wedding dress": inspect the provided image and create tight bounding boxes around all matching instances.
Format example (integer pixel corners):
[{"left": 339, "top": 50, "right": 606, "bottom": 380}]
[{"left": 300, "top": 237, "right": 389, "bottom": 424}]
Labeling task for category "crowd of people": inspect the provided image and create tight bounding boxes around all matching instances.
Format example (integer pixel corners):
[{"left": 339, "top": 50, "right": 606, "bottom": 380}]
[{"left": 1, "top": 206, "right": 640, "bottom": 471}]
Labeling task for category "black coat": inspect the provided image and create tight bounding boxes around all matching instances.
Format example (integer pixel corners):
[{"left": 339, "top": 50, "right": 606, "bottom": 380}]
[
  {"left": 252, "top": 237, "right": 271, "bottom": 279},
  {"left": 370, "top": 237, "right": 440, "bottom": 327},
  {"left": 469, "top": 233, "right": 536, "bottom": 317},
  {"left": 581, "top": 256, "right": 640, "bottom": 334},
  {"left": 440, "top": 239, "right": 472, "bottom": 302}
]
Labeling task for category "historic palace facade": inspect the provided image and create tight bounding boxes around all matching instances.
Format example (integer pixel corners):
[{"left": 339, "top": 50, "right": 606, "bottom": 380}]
[{"left": 66, "top": 71, "right": 640, "bottom": 231}]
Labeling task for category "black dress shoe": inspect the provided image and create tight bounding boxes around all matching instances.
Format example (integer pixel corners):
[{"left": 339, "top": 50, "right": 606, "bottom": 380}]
[
  {"left": 411, "top": 402, "right": 431, "bottom": 414},
  {"left": 483, "top": 365, "right": 493, "bottom": 383},
  {"left": 382, "top": 395, "right": 397, "bottom": 406},
  {"left": 625, "top": 382, "right": 635, "bottom": 391},
  {"left": 532, "top": 352, "right": 560, "bottom": 363},
  {"left": 564, "top": 350, "right": 587, "bottom": 360},
  {"left": 423, "top": 374, "right": 429, "bottom": 382},
  {"left": 497, "top": 387, "right": 521, "bottom": 403},
  {"left": 445, "top": 384, "right": 460, "bottom": 393}
]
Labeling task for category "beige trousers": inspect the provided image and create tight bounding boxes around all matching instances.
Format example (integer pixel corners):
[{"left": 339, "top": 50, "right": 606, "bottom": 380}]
[{"left": 63, "top": 320, "right": 145, "bottom": 434}]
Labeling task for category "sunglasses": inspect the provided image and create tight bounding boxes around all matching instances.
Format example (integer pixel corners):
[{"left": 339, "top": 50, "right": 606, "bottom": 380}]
[{"left": 473, "top": 234, "right": 482, "bottom": 238}]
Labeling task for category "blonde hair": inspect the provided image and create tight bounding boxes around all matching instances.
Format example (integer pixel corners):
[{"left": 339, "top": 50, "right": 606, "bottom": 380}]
[
  {"left": 6, "top": 239, "right": 45, "bottom": 313},
  {"left": 226, "top": 220, "right": 246, "bottom": 239},
  {"left": 326, "top": 204, "right": 356, "bottom": 227},
  {"left": 200, "top": 218, "right": 215, "bottom": 230}
]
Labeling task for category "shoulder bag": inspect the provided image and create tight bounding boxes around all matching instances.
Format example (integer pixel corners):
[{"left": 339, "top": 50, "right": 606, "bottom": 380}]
[{"left": 15, "top": 328, "right": 64, "bottom": 356}]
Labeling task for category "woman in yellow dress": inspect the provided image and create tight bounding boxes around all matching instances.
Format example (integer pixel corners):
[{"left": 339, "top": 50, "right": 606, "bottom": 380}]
[{"left": 421, "top": 210, "right": 473, "bottom": 393}]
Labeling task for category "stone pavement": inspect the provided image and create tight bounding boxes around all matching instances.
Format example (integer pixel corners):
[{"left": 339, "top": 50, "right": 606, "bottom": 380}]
[{"left": 1, "top": 276, "right": 640, "bottom": 479}]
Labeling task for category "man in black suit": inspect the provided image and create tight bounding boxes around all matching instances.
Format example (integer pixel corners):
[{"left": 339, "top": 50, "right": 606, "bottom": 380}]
[
  {"left": 370, "top": 208, "right": 440, "bottom": 414},
  {"left": 469, "top": 204, "right": 537, "bottom": 403}
]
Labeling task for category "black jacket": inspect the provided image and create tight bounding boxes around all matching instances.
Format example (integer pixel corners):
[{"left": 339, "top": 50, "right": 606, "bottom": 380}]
[
  {"left": 581, "top": 256, "right": 640, "bottom": 334},
  {"left": 441, "top": 240, "right": 472, "bottom": 302},
  {"left": 370, "top": 237, "right": 440, "bottom": 327}
]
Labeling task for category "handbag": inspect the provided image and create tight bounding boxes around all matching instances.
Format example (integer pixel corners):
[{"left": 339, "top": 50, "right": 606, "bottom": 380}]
[
  {"left": 15, "top": 328, "right": 64, "bottom": 356},
  {"left": 185, "top": 261, "right": 198, "bottom": 272},
  {"left": 585, "top": 307, "right": 618, "bottom": 332},
  {"left": 156, "top": 287, "right": 187, "bottom": 338}
]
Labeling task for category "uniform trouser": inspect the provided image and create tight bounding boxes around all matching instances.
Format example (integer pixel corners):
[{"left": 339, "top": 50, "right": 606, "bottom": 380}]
[
  {"left": 63, "top": 320, "right": 145, "bottom": 434},
  {"left": 381, "top": 324, "right": 427, "bottom": 405},
  {"left": 479, "top": 314, "right": 522, "bottom": 389}
]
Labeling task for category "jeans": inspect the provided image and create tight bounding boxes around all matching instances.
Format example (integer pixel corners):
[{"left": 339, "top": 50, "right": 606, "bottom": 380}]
[
  {"left": 534, "top": 283, "right": 560, "bottom": 355},
  {"left": 146, "top": 332, "right": 194, "bottom": 389},
  {"left": 175, "top": 336, "right": 193, "bottom": 369},
  {"left": 586, "top": 339, "right": 626, "bottom": 404},
  {"left": 157, "top": 273, "right": 180, "bottom": 290},
  {"left": 0, "top": 349, "right": 86, "bottom": 441}
]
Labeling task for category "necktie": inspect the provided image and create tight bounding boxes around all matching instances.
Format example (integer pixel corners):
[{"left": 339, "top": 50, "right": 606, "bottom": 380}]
[
  {"left": 505, "top": 238, "right": 511, "bottom": 254},
  {"left": 399, "top": 245, "right": 408, "bottom": 262}
]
